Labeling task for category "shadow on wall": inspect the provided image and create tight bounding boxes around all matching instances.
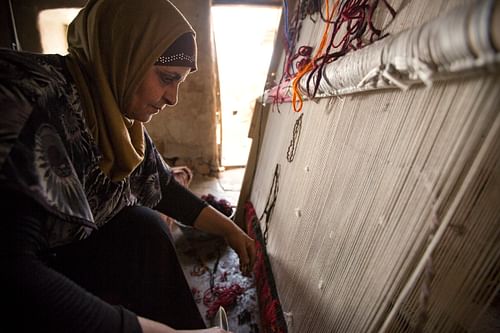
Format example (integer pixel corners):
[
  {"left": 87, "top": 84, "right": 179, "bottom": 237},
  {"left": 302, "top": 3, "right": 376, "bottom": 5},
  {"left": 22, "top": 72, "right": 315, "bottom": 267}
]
[{"left": 267, "top": 254, "right": 337, "bottom": 332}]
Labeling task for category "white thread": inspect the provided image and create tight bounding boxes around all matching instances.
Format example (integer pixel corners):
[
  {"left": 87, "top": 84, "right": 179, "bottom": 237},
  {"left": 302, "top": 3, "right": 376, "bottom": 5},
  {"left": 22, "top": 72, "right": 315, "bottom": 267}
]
[
  {"left": 250, "top": 1, "right": 500, "bottom": 332},
  {"left": 266, "top": 0, "right": 498, "bottom": 103},
  {"left": 318, "top": 279, "right": 324, "bottom": 290}
]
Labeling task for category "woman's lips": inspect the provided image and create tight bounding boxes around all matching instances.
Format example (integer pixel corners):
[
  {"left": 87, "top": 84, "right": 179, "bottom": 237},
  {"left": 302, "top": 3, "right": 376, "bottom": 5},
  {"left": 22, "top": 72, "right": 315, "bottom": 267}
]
[{"left": 150, "top": 104, "right": 166, "bottom": 113}]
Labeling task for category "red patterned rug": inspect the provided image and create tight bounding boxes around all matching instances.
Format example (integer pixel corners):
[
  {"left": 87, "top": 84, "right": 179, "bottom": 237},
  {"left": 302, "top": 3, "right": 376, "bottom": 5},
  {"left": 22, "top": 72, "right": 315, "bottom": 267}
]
[{"left": 245, "top": 201, "right": 288, "bottom": 333}]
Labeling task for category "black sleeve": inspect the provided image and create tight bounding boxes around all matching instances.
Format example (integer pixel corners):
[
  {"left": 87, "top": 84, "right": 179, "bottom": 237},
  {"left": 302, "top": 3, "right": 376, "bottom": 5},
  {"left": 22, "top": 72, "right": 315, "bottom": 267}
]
[
  {"left": 154, "top": 176, "right": 208, "bottom": 226},
  {"left": 0, "top": 191, "right": 142, "bottom": 333}
]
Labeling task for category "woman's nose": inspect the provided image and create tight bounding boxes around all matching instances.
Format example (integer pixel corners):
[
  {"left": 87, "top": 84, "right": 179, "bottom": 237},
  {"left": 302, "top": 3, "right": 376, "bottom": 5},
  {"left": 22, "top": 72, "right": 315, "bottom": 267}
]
[{"left": 163, "top": 84, "right": 180, "bottom": 106}]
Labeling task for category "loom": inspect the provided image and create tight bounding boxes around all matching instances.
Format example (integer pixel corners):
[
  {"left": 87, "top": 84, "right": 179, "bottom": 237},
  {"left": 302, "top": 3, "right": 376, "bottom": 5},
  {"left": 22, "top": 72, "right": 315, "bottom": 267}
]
[{"left": 236, "top": 0, "right": 500, "bottom": 332}]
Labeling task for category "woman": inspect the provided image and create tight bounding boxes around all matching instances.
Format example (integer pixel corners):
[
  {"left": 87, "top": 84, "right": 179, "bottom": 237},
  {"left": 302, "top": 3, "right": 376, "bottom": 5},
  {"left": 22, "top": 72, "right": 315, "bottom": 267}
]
[{"left": 0, "top": 0, "right": 255, "bottom": 332}]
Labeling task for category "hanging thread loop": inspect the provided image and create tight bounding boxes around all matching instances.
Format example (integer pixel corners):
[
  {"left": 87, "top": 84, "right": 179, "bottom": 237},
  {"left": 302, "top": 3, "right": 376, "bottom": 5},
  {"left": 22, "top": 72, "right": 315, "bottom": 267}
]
[
  {"left": 259, "top": 164, "right": 281, "bottom": 244},
  {"left": 287, "top": 113, "right": 304, "bottom": 162}
]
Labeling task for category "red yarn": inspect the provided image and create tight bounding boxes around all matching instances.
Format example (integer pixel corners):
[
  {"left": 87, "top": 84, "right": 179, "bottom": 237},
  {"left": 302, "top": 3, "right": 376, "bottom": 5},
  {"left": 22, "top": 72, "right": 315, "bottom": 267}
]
[
  {"left": 246, "top": 202, "right": 288, "bottom": 333},
  {"left": 271, "top": 0, "right": 397, "bottom": 111},
  {"left": 264, "top": 299, "right": 280, "bottom": 329},
  {"left": 204, "top": 284, "right": 245, "bottom": 319}
]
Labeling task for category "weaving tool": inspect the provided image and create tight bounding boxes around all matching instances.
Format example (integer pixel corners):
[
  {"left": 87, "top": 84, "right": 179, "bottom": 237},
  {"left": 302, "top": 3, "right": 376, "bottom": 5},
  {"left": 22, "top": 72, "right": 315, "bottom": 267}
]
[{"left": 214, "top": 306, "right": 229, "bottom": 331}]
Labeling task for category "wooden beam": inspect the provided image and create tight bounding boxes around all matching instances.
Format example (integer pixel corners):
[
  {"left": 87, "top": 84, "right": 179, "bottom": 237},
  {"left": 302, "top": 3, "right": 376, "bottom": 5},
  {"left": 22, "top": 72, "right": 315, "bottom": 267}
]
[{"left": 212, "top": 0, "right": 281, "bottom": 6}]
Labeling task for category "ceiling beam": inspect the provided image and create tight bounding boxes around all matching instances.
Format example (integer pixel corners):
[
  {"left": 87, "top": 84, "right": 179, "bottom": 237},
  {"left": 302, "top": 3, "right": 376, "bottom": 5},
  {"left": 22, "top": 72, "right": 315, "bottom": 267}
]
[{"left": 212, "top": 0, "right": 282, "bottom": 6}]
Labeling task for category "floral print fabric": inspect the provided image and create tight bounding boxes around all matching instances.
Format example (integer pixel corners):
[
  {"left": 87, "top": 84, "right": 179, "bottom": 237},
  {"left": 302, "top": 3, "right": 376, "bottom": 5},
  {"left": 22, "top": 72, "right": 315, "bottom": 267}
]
[{"left": 0, "top": 49, "right": 170, "bottom": 247}]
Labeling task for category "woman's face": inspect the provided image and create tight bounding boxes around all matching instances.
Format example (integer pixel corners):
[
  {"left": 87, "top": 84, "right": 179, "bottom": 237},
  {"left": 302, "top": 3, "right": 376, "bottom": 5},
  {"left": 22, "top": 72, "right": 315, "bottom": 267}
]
[{"left": 125, "top": 65, "right": 191, "bottom": 123}]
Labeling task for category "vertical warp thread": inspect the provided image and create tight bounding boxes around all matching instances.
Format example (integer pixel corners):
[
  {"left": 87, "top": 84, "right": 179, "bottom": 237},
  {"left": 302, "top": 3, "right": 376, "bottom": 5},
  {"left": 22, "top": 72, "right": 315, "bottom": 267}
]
[
  {"left": 414, "top": 172, "right": 440, "bottom": 332},
  {"left": 252, "top": 1, "right": 500, "bottom": 331}
]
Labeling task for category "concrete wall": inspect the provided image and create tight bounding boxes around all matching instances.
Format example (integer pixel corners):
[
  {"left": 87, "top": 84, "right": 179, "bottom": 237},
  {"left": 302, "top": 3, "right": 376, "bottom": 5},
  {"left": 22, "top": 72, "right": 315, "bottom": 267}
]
[{"left": 6, "top": 0, "right": 220, "bottom": 175}]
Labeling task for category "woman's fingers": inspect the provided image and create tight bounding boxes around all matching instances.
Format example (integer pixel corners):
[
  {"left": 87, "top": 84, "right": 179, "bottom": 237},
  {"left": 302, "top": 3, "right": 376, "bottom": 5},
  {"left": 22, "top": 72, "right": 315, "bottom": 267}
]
[
  {"left": 238, "top": 236, "right": 256, "bottom": 276},
  {"left": 237, "top": 242, "right": 250, "bottom": 275},
  {"left": 223, "top": 225, "right": 256, "bottom": 276}
]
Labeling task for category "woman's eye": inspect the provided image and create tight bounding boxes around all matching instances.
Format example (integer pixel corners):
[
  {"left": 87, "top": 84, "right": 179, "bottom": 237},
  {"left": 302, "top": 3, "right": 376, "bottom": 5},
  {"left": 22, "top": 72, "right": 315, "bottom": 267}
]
[{"left": 160, "top": 76, "right": 174, "bottom": 85}]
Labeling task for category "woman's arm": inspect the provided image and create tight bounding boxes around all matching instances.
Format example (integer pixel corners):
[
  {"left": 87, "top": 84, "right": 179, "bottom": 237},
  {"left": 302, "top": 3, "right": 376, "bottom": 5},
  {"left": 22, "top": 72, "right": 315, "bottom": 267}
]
[
  {"left": 193, "top": 205, "right": 256, "bottom": 276},
  {"left": 155, "top": 176, "right": 256, "bottom": 275},
  {"left": 152, "top": 152, "right": 256, "bottom": 275}
]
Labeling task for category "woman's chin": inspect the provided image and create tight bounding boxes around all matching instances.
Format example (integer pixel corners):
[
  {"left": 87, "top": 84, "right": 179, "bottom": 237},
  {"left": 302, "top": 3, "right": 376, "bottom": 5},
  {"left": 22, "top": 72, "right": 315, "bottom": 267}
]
[
  {"left": 141, "top": 110, "right": 159, "bottom": 123},
  {"left": 130, "top": 114, "right": 153, "bottom": 123},
  {"left": 126, "top": 107, "right": 159, "bottom": 123},
  {"left": 141, "top": 115, "right": 154, "bottom": 123}
]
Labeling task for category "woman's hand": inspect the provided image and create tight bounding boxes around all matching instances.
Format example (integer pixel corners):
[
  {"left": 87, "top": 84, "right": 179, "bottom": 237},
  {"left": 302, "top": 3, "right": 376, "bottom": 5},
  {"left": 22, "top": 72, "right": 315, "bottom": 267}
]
[
  {"left": 224, "top": 225, "right": 256, "bottom": 276},
  {"left": 193, "top": 205, "right": 256, "bottom": 276}
]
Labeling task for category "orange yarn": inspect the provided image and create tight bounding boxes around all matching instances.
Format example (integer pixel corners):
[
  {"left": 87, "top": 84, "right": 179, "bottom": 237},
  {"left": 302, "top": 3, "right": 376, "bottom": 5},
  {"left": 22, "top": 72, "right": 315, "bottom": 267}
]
[{"left": 291, "top": 0, "right": 339, "bottom": 112}]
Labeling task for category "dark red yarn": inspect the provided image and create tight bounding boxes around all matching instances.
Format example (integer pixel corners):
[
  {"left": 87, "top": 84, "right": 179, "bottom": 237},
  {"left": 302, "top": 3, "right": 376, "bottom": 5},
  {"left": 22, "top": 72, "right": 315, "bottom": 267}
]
[
  {"left": 305, "top": 0, "right": 397, "bottom": 98},
  {"left": 245, "top": 202, "right": 288, "bottom": 333},
  {"left": 201, "top": 193, "right": 234, "bottom": 217},
  {"left": 204, "top": 284, "right": 245, "bottom": 319},
  {"left": 276, "top": 0, "right": 397, "bottom": 105}
]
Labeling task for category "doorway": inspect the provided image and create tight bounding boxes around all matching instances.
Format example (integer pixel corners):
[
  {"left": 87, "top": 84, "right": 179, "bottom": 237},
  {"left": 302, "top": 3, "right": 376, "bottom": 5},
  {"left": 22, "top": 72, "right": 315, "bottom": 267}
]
[{"left": 211, "top": 5, "right": 281, "bottom": 167}]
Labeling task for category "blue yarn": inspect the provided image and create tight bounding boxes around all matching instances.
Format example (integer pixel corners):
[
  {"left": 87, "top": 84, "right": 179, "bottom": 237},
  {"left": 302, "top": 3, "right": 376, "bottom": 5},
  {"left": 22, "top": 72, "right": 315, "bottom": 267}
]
[{"left": 282, "top": 0, "right": 292, "bottom": 50}]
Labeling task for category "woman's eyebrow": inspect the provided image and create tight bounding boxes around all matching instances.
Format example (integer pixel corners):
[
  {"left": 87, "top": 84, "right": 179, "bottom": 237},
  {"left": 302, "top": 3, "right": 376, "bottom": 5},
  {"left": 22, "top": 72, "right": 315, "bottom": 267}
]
[{"left": 158, "top": 70, "right": 182, "bottom": 81}]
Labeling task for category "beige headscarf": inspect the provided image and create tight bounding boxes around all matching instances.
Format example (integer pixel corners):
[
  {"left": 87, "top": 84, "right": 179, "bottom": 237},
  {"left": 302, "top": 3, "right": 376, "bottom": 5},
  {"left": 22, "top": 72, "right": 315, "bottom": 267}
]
[{"left": 65, "top": 0, "right": 196, "bottom": 181}]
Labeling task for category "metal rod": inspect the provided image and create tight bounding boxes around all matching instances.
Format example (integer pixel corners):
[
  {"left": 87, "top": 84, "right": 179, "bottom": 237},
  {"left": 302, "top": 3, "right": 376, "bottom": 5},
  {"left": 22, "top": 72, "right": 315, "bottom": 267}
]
[{"left": 8, "top": 0, "right": 21, "bottom": 50}]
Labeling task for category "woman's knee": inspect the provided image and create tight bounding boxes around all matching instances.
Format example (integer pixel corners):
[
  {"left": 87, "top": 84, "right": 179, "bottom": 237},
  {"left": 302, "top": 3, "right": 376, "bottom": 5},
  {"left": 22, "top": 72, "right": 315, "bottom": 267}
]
[{"left": 112, "top": 206, "right": 170, "bottom": 240}]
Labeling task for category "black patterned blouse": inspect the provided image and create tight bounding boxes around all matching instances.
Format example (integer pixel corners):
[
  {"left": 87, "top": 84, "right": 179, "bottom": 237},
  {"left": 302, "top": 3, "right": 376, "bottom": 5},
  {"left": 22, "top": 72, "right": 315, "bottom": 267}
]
[{"left": 0, "top": 48, "right": 206, "bottom": 248}]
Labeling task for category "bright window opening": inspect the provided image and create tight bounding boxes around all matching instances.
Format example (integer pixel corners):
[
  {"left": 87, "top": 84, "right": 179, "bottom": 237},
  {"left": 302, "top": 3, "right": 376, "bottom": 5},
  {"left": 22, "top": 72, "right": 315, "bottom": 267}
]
[{"left": 212, "top": 5, "right": 281, "bottom": 167}]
